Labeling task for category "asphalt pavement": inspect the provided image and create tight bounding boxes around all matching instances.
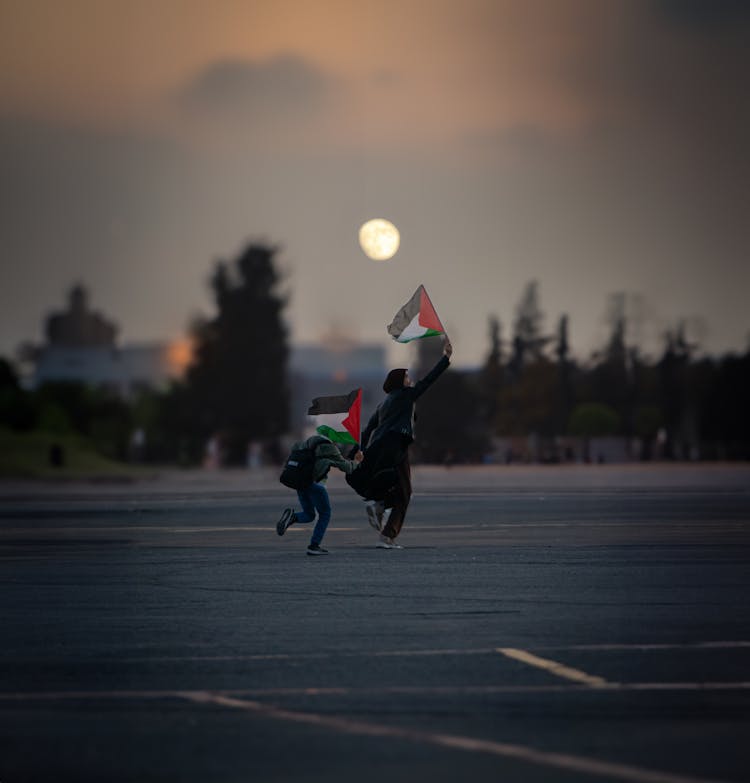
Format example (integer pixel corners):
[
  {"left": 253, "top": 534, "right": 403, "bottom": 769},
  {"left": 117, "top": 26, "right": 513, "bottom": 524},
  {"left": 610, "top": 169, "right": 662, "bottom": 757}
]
[{"left": 1, "top": 463, "right": 749, "bottom": 782}]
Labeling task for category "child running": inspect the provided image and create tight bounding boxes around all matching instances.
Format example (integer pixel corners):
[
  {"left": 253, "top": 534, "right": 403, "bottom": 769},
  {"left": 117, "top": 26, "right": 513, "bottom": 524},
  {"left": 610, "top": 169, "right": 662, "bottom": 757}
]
[{"left": 277, "top": 434, "right": 363, "bottom": 555}]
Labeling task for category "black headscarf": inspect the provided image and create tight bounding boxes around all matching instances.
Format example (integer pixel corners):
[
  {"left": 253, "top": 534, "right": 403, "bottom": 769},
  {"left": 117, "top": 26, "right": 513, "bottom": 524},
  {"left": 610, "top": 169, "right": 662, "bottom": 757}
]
[{"left": 383, "top": 368, "right": 407, "bottom": 393}]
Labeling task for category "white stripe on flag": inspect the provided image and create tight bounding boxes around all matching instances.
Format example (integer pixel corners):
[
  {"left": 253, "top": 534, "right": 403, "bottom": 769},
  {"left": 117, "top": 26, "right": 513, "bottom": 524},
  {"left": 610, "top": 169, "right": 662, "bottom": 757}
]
[
  {"left": 313, "top": 413, "right": 346, "bottom": 431},
  {"left": 395, "top": 313, "right": 428, "bottom": 342}
]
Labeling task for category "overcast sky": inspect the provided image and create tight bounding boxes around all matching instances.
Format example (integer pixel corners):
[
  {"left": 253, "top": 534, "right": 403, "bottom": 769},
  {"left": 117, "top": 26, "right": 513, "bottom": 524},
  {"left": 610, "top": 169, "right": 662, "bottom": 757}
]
[{"left": 1, "top": 0, "right": 748, "bottom": 368}]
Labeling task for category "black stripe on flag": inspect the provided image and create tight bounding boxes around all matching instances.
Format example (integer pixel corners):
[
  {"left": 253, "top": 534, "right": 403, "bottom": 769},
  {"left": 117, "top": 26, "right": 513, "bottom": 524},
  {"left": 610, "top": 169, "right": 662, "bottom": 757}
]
[{"left": 307, "top": 388, "right": 359, "bottom": 416}]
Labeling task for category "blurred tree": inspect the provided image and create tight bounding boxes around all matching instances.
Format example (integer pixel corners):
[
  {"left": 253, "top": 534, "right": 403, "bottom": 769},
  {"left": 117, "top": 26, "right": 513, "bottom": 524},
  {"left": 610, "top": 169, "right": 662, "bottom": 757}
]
[
  {"left": 508, "top": 280, "right": 550, "bottom": 377},
  {"left": 658, "top": 322, "right": 697, "bottom": 458},
  {"left": 494, "top": 282, "right": 557, "bottom": 458},
  {"left": 495, "top": 358, "right": 558, "bottom": 439},
  {"left": 699, "top": 349, "right": 750, "bottom": 459},
  {"left": 568, "top": 403, "right": 620, "bottom": 436},
  {"left": 0, "top": 358, "right": 20, "bottom": 390},
  {"left": 568, "top": 402, "right": 621, "bottom": 463},
  {"left": 587, "top": 293, "right": 632, "bottom": 436},
  {"left": 485, "top": 316, "right": 504, "bottom": 378},
  {"left": 34, "top": 382, "right": 94, "bottom": 436},
  {"left": 36, "top": 401, "right": 74, "bottom": 435},
  {"left": 144, "top": 381, "right": 203, "bottom": 465},
  {"left": 31, "top": 381, "right": 132, "bottom": 458},
  {"left": 0, "top": 357, "right": 36, "bottom": 431},
  {"left": 479, "top": 315, "right": 504, "bottom": 430},
  {"left": 410, "top": 337, "right": 490, "bottom": 463},
  {"left": 633, "top": 404, "right": 663, "bottom": 460},
  {"left": 185, "top": 243, "right": 290, "bottom": 464},
  {"left": 412, "top": 370, "right": 491, "bottom": 464},
  {"left": 555, "top": 314, "right": 573, "bottom": 437}
]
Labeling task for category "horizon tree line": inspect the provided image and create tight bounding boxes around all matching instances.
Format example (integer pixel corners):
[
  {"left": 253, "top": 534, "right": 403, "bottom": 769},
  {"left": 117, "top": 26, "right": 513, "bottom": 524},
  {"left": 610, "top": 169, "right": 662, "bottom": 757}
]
[{"left": 1, "top": 244, "right": 748, "bottom": 466}]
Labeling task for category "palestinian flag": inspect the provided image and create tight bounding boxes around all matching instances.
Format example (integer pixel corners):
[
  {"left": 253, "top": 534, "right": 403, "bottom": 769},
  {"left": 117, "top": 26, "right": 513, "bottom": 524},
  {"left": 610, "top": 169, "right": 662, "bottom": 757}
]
[
  {"left": 307, "top": 388, "right": 362, "bottom": 444},
  {"left": 387, "top": 284, "right": 445, "bottom": 343}
]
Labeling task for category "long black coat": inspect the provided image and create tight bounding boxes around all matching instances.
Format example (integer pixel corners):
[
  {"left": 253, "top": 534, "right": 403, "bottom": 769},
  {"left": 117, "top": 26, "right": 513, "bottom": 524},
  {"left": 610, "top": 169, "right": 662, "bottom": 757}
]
[{"left": 348, "top": 354, "right": 450, "bottom": 501}]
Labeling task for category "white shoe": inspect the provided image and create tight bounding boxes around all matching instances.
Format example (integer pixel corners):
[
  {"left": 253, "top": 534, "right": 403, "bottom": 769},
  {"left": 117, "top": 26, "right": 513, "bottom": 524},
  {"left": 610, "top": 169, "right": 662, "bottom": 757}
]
[{"left": 376, "top": 534, "right": 403, "bottom": 550}]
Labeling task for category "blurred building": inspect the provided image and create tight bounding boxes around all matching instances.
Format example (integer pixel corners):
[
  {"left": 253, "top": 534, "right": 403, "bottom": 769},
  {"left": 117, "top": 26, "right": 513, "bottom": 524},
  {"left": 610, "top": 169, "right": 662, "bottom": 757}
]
[
  {"left": 31, "top": 285, "right": 190, "bottom": 397},
  {"left": 31, "top": 288, "right": 387, "bottom": 432}
]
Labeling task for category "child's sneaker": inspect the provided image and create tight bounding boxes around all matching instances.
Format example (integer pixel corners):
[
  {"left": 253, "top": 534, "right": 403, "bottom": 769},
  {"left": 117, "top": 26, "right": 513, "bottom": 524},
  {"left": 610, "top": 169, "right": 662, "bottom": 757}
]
[
  {"left": 306, "top": 543, "right": 329, "bottom": 556},
  {"left": 277, "top": 508, "right": 295, "bottom": 536}
]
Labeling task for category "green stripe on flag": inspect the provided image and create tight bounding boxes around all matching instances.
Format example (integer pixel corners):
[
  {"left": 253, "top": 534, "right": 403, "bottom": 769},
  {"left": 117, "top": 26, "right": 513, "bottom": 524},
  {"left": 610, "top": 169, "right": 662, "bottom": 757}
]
[{"left": 316, "top": 425, "right": 357, "bottom": 444}]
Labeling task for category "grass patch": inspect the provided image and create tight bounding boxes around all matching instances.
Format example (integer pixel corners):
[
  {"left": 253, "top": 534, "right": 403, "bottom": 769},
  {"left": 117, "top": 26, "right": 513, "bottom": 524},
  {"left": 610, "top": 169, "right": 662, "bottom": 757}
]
[{"left": 0, "top": 428, "right": 148, "bottom": 480}]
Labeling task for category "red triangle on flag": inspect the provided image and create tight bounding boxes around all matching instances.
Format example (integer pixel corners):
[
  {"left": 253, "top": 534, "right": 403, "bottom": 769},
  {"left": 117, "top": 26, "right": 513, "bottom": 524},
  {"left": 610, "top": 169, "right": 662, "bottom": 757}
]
[
  {"left": 341, "top": 389, "right": 362, "bottom": 442},
  {"left": 418, "top": 286, "right": 445, "bottom": 332}
]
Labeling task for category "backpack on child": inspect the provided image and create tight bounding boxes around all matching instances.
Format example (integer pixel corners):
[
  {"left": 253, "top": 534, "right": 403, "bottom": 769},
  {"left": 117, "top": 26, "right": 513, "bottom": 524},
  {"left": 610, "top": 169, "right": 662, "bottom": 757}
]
[{"left": 279, "top": 436, "right": 327, "bottom": 490}]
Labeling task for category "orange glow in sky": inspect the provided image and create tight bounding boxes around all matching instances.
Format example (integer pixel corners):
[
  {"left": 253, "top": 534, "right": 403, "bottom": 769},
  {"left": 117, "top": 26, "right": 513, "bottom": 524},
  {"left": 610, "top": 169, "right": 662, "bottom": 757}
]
[{"left": 166, "top": 338, "right": 194, "bottom": 376}]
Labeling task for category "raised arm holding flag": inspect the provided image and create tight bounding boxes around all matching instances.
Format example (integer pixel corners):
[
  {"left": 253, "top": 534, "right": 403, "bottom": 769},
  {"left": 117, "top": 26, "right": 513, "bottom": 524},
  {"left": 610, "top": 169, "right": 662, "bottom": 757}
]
[{"left": 352, "top": 287, "right": 453, "bottom": 548}]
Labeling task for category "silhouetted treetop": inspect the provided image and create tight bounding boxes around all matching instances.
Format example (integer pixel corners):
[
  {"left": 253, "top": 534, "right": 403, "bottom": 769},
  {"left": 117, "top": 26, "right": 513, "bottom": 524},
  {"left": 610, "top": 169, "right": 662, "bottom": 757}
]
[{"left": 186, "top": 242, "right": 290, "bottom": 463}]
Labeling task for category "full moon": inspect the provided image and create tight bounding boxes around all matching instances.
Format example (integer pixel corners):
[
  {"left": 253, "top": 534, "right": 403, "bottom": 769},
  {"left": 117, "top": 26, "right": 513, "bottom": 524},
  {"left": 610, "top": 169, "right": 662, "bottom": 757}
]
[{"left": 358, "top": 218, "right": 400, "bottom": 260}]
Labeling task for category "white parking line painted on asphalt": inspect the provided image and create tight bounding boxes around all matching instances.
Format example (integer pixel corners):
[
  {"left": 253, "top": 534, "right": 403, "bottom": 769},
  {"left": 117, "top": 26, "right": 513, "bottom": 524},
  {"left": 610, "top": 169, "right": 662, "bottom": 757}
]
[
  {"left": 181, "top": 692, "right": 731, "bottom": 783},
  {"left": 497, "top": 647, "right": 611, "bottom": 687}
]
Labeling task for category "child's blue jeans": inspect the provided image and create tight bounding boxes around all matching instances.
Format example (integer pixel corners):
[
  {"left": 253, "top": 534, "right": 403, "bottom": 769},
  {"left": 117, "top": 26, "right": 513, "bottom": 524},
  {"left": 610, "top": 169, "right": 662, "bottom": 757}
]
[{"left": 295, "top": 482, "right": 331, "bottom": 546}]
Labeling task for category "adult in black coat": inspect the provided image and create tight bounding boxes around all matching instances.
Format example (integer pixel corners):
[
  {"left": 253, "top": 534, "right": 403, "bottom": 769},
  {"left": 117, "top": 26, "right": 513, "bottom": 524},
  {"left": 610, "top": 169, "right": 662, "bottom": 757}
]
[{"left": 355, "top": 336, "right": 452, "bottom": 548}]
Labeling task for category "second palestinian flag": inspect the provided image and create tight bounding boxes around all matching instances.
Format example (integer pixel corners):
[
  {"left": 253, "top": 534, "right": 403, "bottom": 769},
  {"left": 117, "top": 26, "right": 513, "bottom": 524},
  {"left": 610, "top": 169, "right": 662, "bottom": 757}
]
[
  {"left": 307, "top": 388, "right": 362, "bottom": 444},
  {"left": 387, "top": 284, "right": 445, "bottom": 343}
]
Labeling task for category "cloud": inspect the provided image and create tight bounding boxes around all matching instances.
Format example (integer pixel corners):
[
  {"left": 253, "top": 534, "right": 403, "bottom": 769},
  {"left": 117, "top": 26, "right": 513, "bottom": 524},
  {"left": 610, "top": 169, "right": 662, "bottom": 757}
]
[{"left": 173, "top": 55, "right": 334, "bottom": 134}]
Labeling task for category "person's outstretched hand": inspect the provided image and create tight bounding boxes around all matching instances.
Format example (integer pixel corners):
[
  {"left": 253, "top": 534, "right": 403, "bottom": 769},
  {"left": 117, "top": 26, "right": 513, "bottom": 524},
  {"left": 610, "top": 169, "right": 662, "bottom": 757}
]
[
  {"left": 443, "top": 338, "right": 453, "bottom": 359},
  {"left": 354, "top": 450, "right": 364, "bottom": 463}
]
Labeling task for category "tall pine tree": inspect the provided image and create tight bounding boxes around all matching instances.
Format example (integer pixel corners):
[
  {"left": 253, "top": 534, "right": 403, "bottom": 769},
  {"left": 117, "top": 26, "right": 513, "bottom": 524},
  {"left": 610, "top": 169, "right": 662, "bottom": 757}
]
[{"left": 186, "top": 243, "right": 290, "bottom": 464}]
